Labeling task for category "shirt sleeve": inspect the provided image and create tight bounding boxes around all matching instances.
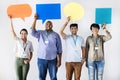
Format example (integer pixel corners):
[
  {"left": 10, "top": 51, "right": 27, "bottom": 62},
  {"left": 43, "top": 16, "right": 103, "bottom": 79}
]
[
  {"left": 102, "top": 29, "right": 112, "bottom": 42},
  {"left": 30, "top": 28, "right": 40, "bottom": 39},
  {"left": 14, "top": 36, "right": 19, "bottom": 41},
  {"left": 29, "top": 42, "right": 34, "bottom": 52},
  {"left": 85, "top": 37, "right": 90, "bottom": 61},
  {"left": 81, "top": 37, "right": 85, "bottom": 47},
  {"left": 56, "top": 34, "right": 62, "bottom": 54}
]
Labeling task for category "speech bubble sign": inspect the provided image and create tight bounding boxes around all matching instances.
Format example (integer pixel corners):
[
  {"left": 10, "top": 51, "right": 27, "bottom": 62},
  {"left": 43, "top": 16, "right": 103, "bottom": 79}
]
[
  {"left": 95, "top": 8, "right": 112, "bottom": 24},
  {"left": 64, "top": 2, "right": 84, "bottom": 22},
  {"left": 36, "top": 3, "right": 61, "bottom": 23},
  {"left": 7, "top": 4, "right": 32, "bottom": 21}
]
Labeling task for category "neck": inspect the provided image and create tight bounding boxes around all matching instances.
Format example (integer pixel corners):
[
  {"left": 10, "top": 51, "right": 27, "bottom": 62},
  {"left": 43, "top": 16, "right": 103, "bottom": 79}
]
[
  {"left": 46, "top": 29, "right": 52, "bottom": 32},
  {"left": 22, "top": 38, "right": 27, "bottom": 43},
  {"left": 72, "top": 33, "right": 77, "bottom": 36},
  {"left": 93, "top": 34, "right": 98, "bottom": 38}
]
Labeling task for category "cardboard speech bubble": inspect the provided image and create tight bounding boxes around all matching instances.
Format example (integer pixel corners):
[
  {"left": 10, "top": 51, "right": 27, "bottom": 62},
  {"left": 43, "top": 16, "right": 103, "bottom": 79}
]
[
  {"left": 64, "top": 2, "right": 84, "bottom": 22},
  {"left": 7, "top": 4, "right": 32, "bottom": 21},
  {"left": 95, "top": 8, "right": 112, "bottom": 24},
  {"left": 36, "top": 3, "right": 61, "bottom": 23}
]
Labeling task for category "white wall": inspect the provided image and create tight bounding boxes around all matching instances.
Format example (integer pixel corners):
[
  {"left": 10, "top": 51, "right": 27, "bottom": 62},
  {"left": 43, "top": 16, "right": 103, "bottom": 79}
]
[{"left": 0, "top": 0, "right": 120, "bottom": 80}]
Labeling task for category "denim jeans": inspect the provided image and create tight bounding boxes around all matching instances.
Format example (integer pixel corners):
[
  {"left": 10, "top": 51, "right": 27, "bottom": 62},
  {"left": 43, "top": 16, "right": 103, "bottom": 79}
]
[
  {"left": 37, "top": 58, "right": 58, "bottom": 80},
  {"left": 87, "top": 60, "right": 105, "bottom": 80}
]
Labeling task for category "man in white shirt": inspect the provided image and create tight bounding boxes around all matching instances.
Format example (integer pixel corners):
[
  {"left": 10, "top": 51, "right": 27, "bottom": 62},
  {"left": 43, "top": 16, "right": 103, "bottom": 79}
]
[{"left": 60, "top": 17, "right": 85, "bottom": 80}]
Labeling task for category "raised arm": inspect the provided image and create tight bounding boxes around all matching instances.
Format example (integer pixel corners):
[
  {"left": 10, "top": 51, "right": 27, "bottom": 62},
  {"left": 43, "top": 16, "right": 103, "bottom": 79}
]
[
  {"left": 60, "top": 16, "right": 70, "bottom": 39},
  {"left": 102, "top": 23, "right": 112, "bottom": 42},
  {"left": 30, "top": 14, "right": 40, "bottom": 38},
  {"left": 31, "top": 14, "right": 38, "bottom": 29},
  {"left": 8, "top": 15, "right": 17, "bottom": 38}
]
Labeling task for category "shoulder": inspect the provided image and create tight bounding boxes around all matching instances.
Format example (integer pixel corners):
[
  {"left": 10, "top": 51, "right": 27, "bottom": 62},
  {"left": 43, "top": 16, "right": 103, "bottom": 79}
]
[
  {"left": 52, "top": 31, "right": 60, "bottom": 36},
  {"left": 27, "top": 40, "right": 33, "bottom": 45},
  {"left": 78, "top": 36, "right": 84, "bottom": 39},
  {"left": 15, "top": 36, "right": 21, "bottom": 41},
  {"left": 87, "top": 36, "right": 92, "bottom": 39},
  {"left": 86, "top": 36, "right": 93, "bottom": 41}
]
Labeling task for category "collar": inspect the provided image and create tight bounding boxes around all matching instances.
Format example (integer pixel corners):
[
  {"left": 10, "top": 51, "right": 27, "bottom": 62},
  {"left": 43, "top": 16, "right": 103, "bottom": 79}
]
[{"left": 91, "top": 34, "right": 100, "bottom": 38}]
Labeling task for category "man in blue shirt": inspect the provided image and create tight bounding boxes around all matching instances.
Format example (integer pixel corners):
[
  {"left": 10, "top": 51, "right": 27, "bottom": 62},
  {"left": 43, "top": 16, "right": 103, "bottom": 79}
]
[{"left": 30, "top": 14, "right": 62, "bottom": 80}]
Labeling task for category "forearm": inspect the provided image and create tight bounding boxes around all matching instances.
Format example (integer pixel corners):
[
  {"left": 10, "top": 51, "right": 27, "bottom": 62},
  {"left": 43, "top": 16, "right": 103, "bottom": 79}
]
[
  {"left": 82, "top": 47, "right": 85, "bottom": 59},
  {"left": 103, "top": 29, "right": 112, "bottom": 41},
  {"left": 31, "top": 18, "right": 37, "bottom": 29},
  {"left": 61, "top": 21, "right": 69, "bottom": 32},
  {"left": 10, "top": 19, "right": 17, "bottom": 38},
  {"left": 60, "top": 21, "right": 68, "bottom": 39},
  {"left": 29, "top": 52, "right": 33, "bottom": 61},
  {"left": 57, "top": 53, "right": 62, "bottom": 62}
]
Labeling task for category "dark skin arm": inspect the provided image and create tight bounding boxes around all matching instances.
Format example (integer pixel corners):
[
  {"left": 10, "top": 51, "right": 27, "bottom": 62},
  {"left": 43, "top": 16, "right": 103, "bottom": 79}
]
[
  {"left": 31, "top": 14, "right": 38, "bottom": 29},
  {"left": 56, "top": 53, "right": 62, "bottom": 67}
]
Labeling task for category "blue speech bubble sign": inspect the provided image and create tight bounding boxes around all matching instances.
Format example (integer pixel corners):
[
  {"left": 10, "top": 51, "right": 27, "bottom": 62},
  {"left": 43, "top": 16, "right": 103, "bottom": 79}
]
[
  {"left": 95, "top": 8, "right": 112, "bottom": 24},
  {"left": 36, "top": 3, "right": 61, "bottom": 24}
]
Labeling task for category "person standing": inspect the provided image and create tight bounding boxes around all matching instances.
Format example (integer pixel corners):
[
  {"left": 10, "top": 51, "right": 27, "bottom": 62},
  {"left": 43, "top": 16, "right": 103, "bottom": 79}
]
[
  {"left": 30, "top": 14, "right": 62, "bottom": 80},
  {"left": 8, "top": 15, "right": 33, "bottom": 80},
  {"left": 60, "top": 17, "right": 85, "bottom": 80},
  {"left": 85, "top": 23, "right": 112, "bottom": 80}
]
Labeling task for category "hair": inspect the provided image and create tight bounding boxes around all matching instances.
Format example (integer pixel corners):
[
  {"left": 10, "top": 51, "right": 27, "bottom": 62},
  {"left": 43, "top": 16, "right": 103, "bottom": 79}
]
[
  {"left": 20, "top": 28, "right": 28, "bottom": 34},
  {"left": 70, "top": 23, "right": 78, "bottom": 29},
  {"left": 46, "top": 21, "right": 53, "bottom": 27},
  {"left": 90, "top": 23, "right": 100, "bottom": 30}
]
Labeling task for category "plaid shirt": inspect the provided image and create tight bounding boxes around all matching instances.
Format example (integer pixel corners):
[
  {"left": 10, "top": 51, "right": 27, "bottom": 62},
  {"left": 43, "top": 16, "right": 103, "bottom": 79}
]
[{"left": 85, "top": 29, "right": 112, "bottom": 61}]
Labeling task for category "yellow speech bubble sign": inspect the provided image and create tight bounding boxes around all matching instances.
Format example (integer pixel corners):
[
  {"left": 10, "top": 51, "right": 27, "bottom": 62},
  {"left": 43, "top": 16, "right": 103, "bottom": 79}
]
[
  {"left": 7, "top": 4, "right": 32, "bottom": 21},
  {"left": 64, "top": 2, "right": 84, "bottom": 22}
]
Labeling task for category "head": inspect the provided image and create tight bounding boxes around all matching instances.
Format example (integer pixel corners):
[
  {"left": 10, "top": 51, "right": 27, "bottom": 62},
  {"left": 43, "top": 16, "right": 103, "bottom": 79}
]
[
  {"left": 20, "top": 28, "right": 28, "bottom": 39},
  {"left": 45, "top": 21, "right": 53, "bottom": 31},
  {"left": 70, "top": 23, "right": 78, "bottom": 35},
  {"left": 90, "top": 23, "right": 100, "bottom": 34}
]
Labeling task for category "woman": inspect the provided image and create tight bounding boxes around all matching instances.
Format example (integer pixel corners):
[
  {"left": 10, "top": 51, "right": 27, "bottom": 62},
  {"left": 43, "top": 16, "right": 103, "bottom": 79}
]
[
  {"left": 85, "top": 23, "right": 112, "bottom": 80},
  {"left": 9, "top": 15, "right": 33, "bottom": 80}
]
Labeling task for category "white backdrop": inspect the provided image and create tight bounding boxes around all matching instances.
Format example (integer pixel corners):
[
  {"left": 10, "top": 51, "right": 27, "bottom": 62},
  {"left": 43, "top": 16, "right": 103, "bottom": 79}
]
[{"left": 0, "top": 0, "right": 120, "bottom": 80}]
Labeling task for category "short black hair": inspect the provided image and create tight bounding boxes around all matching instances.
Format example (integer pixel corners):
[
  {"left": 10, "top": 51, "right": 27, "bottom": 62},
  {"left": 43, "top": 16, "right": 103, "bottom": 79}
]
[
  {"left": 20, "top": 28, "right": 28, "bottom": 34},
  {"left": 70, "top": 23, "right": 78, "bottom": 29},
  {"left": 90, "top": 23, "right": 100, "bottom": 30}
]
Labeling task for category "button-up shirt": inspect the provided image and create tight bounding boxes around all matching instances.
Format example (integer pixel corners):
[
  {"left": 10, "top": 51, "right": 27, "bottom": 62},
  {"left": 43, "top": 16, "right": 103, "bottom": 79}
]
[
  {"left": 30, "top": 28, "right": 62, "bottom": 60},
  {"left": 14, "top": 37, "right": 34, "bottom": 59},
  {"left": 65, "top": 35, "right": 85, "bottom": 62},
  {"left": 86, "top": 29, "right": 112, "bottom": 61}
]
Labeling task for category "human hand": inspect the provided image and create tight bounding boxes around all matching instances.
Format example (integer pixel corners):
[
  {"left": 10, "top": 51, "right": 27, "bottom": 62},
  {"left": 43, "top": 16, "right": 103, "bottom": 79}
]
[
  {"left": 102, "top": 23, "right": 107, "bottom": 29},
  {"left": 85, "top": 61, "right": 88, "bottom": 68},
  {"left": 56, "top": 60, "right": 61, "bottom": 67},
  {"left": 34, "top": 13, "right": 38, "bottom": 19},
  {"left": 8, "top": 15, "right": 12, "bottom": 19},
  {"left": 66, "top": 16, "right": 71, "bottom": 23},
  {"left": 24, "top": 59, "right": 30, "bottom": 64}
]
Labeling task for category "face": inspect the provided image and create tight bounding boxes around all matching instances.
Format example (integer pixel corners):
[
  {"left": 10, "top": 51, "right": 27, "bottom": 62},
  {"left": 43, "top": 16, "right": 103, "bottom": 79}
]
[
  {"left": 91, "top": 27, "right": 99, "bottom": 34},
  {"left": 70, "top": 26, "right": 78, "bottom": 35},
  {"left": 20, "top": 31, "right": 28, "bottom": 39},
  {"left": 45, "top": 21, "right": 53, "bottom": 31}
]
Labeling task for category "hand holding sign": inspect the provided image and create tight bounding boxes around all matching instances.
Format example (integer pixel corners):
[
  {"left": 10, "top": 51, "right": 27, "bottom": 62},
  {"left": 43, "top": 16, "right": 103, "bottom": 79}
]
[{"left": 66, "top": 16, "right": 71, "bottom": 23}]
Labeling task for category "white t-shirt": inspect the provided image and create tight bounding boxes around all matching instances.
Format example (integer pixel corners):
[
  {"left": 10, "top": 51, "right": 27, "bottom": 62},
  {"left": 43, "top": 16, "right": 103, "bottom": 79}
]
[
  {"left": 14, "top": 37, "right": 34, "bottom": 59},
  {"left": 64, "top": 35, "right": 85, "bottom": 62}
]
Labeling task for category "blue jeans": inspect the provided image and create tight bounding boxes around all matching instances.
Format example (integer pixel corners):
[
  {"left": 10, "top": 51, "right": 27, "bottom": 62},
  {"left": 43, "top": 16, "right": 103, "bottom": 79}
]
[
  {"left": 87, "top": 61, "right": 105, "bottom": 80},
  {"left": 37, "top": 58, "right": 58, "bottom": 80}
]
